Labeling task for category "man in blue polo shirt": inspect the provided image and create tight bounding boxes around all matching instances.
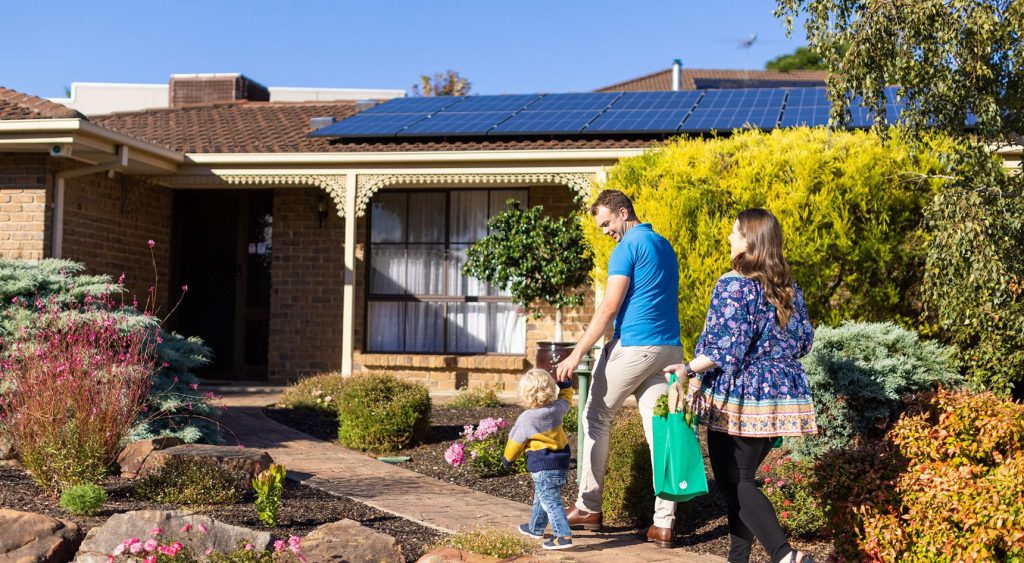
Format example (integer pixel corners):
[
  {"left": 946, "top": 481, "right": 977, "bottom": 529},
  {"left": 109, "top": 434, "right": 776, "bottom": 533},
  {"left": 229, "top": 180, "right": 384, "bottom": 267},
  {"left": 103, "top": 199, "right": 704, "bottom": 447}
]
[{"left": 556, "top": 189, "right": 683, "bottom": 547}]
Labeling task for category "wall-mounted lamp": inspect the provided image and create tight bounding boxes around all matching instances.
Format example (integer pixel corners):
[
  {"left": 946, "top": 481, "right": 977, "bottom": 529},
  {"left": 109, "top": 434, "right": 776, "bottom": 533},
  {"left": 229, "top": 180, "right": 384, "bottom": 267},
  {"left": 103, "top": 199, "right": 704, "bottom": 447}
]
[{"left": 317, "top": 194, "right": 328, "bottom": 228}]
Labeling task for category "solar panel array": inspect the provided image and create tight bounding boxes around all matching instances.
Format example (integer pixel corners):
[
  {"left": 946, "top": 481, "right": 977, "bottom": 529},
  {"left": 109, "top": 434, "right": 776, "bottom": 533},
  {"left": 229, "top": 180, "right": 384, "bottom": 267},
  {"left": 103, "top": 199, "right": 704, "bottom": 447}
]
[{"left": 311, "top": 87, "right": 913, "bottom": 139}]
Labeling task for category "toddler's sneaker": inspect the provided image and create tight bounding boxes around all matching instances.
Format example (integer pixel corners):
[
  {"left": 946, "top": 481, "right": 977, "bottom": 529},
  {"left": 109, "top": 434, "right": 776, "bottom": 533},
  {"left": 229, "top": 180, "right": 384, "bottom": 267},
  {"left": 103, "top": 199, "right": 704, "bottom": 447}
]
[
  {"left": 517, "top": 524, "right": 543, "bottom": 539},
  {"left": 543, "top": 536, "right": 572, "bottom": 550}
]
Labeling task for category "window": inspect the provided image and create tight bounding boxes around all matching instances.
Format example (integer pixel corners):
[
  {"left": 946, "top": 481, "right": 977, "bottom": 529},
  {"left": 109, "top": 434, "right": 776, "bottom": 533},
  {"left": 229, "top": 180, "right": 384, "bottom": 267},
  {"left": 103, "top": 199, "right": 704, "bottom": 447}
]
[{"left": 366, "top": 189, "right": 528, "bottom": 354}]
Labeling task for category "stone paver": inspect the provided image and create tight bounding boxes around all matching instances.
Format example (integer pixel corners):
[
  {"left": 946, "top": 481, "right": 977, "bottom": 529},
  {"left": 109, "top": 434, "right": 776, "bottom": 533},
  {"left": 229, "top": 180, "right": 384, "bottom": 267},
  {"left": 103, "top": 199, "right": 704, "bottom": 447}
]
[{"left": 217, "top": 392, "right": 723, "bottom": 563}]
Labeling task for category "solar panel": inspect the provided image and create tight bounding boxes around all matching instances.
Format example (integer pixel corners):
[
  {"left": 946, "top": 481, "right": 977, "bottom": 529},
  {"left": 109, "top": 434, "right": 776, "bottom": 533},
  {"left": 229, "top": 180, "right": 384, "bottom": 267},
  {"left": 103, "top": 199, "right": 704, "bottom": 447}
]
[
  {"left": 491, "top": 110, "right": 602, "bottom": 134},
  {"left": 360, "top": 96, "right": 466, "bottom": 114},
  {"left": 443, "top": 95, "right": 541, "bottom": 112},
  {"left": 681, "top": 106, "right": 781, "bottom": 131},
  {"left": 309, "top": 113, "right": 429, "bottom": 137},
  {"left": 584, "top": 109, "right": 692, "bottom": 133},
  {"left": 527, "top": 93, "right": 622, "bottom": 111},
  {"left": 786, "top": 87, "right": 829, "bottom": 107},
  {"left": 699, "top": 89, "right": 786, "bottom": 109},
  {"left": 399, "top": 111, "right": 515, "bottom": 136},
  {"left": 610, "top": 91, "right": 702, "bottom": 111},
  {"left": 778, "top": 106, "right": 831, "bottom": 127}
]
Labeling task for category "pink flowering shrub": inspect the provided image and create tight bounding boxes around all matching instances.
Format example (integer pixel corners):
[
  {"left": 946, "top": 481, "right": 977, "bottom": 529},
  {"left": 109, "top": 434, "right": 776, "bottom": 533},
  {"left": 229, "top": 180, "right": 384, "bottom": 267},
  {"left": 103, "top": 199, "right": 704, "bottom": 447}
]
[
  {"left": 0, "top": 295, "right": 156, "bottom": 492},
  {"left": 444, "top": 417, "right": 526, "bottom": 477},
  {"left": 760, "top": 454, "right": 827, "bottom": 537},
  {"left": 110, "top": 524, "right": 306, "bottom": 562}
]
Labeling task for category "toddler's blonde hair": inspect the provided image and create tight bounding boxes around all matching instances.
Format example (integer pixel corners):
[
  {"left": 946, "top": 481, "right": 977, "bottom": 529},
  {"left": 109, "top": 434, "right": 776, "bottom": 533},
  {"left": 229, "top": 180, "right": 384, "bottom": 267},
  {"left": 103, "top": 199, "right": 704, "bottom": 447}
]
[{"left": 518, "top": 368, "right": 559, "bottom": 409}]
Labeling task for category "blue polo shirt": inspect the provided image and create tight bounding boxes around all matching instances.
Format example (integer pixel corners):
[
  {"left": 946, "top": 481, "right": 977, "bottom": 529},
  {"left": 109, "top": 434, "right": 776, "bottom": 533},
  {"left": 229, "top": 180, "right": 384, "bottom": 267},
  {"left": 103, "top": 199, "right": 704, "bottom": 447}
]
[{"left": 607, "top": 223, "right": 681, "bottom": 346}]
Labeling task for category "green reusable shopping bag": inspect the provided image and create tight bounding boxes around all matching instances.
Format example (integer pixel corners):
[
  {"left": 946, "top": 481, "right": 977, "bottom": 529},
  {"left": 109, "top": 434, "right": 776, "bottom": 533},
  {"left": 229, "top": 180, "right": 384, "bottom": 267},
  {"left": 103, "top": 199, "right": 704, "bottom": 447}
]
[{"left": 652, "top": 372, "right": 709, "bottom": 502}]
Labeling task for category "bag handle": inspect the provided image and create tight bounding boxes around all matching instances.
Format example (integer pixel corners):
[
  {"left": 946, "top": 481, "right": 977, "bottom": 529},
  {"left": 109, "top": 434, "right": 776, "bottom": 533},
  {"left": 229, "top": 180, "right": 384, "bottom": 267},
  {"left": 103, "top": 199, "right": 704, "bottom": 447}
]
[{"left": 666, "top": 372, "right": 686, "bottom": 414}]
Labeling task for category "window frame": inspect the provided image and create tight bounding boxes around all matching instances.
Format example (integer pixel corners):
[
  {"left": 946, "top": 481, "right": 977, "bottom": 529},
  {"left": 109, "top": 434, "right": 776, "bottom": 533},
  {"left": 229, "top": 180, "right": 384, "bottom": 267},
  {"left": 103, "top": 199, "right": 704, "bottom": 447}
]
[{"left": 364, "top": 188, "right": 528, "bottom": 355}]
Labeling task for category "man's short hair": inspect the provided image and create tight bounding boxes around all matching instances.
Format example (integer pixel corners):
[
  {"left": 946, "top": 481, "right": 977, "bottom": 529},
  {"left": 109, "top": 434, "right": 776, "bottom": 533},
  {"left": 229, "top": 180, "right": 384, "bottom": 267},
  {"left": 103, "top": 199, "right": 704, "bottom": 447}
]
[{"left": 590, "top": 189, "right": 637, "bottom": 220}]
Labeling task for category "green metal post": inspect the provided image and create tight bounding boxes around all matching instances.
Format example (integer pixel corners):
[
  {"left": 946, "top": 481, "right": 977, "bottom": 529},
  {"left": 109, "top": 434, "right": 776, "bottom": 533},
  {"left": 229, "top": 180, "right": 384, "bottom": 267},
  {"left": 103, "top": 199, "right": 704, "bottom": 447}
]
[{"left": 573, "top": 345, "right": 599, "bottom": 485}]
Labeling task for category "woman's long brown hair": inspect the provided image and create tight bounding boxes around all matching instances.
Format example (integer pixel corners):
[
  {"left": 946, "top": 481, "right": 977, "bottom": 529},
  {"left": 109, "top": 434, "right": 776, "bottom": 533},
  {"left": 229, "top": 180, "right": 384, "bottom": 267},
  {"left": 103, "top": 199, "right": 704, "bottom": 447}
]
[{"left": 731, "top": 208, "right": 795, "bottom": 328}]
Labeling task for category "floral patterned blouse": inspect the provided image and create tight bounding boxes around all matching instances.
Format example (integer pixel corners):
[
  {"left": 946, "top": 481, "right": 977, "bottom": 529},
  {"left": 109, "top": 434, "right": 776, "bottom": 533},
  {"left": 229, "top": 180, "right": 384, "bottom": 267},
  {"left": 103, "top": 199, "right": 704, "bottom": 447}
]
[{"left": 688, "top": 272, "right": 818, "bottom": 437}]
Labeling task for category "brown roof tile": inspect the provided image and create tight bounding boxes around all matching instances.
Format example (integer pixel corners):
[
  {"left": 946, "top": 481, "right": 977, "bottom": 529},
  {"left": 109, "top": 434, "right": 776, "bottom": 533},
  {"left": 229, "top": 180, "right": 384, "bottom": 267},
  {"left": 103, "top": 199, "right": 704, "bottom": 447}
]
[
  {"left": 597, "top": 68, "right": 828, "bottom": 91},
  {"left": 0, "top": 86, "right": 84, "bottom": 120},
  {"left": 92, "top": 100, "right": 667, "bottom": 154}
]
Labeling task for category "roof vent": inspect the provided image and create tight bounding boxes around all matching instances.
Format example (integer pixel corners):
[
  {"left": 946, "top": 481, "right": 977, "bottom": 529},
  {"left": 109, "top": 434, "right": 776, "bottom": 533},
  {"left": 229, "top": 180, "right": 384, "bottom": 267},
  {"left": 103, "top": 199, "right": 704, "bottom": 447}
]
[
  {"left": 309, "top": 116, "right": 337, "bottom": 131},
  {"left": 354, "top": 100, "right": 379, "bottom": 113},
  {"left": 672, "top": 59, "right": 682, "bottom": 91}
]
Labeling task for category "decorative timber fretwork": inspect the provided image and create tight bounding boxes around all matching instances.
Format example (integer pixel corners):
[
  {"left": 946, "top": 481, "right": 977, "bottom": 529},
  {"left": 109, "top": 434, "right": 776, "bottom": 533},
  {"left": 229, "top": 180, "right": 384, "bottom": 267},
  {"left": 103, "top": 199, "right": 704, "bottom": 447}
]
[
  {"left": 156, "top": 173, "right": 348, "bottom": 217},
  {"left": 219, "top": 174, "right": 347, "bottom": 218},
  {"left": 353, "top": 172, "right": 596, "bottom": 217}
]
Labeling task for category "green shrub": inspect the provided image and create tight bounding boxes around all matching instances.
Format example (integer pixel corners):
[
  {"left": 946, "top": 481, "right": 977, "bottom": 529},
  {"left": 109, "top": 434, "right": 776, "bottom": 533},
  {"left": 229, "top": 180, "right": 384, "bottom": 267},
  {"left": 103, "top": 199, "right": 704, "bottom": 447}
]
[
  {"left": 563, "top": 404, "right": 579, "bottom": 434},
  {"left": 602, "top": 409, "right": 653, "bottom": 526},
  {"left": 441, "top": 527, "right": 535, "bottom": 558},
  {"left": 59, "top": 483, "right": 107, "bottom": 515},
  {"left": 277, "top": 372, "right": 348, "bottom": 412},
  {"left": 791, "top": 321, "right": 961, "bottom": 460},
  {"left": 922, "top": 150, "right": 1024, "bottom": 396},
  {"left": 253, "top": 463, "right": 287, "bottom": 527},
  {"left": 816, "top": 389, "right": 1024, "bottom": 561},
  {"left": 0, "top": 258, "right": 220, "bottom": 445},
  {"left": 448, "top": 387, "right": 502, "bottom": 409},
  {"left": 337, "top": 373, "right": 431, "bottom": 452},
  {"left": 760, "top": 456, "right": 826, "bottom": 537},
  {"left": 586, "top": 128, "right": 951, "bottom": 350},
  {"left": 133, "top": 456, "right": 246, "bottom": 505}
]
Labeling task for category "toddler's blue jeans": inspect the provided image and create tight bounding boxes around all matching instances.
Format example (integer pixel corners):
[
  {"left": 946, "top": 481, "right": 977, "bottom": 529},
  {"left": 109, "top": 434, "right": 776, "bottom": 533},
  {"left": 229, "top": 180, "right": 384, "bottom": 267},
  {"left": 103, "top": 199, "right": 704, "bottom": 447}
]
[{"left": 527, "top": 469, "right": 570, "bottom": 538}]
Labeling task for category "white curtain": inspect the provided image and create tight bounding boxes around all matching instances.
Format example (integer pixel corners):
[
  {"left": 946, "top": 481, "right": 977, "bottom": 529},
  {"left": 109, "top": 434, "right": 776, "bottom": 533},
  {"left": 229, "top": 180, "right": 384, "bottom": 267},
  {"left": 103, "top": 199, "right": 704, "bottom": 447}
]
[
  {"left": 406, "top": 245, "right": 444, "bottom": 295},
  {"left": 367, "top": 302, "right": 404, "bottom": 351},
  {"left": 406, "top": 302, "right": 444, "bottom": 352},
  {"left": 370, "top": 246, "right": 406, "bottom": 294},
  {"left": 447, "top": 302, "right": 487, "bottom": 353},
  {"left": 489, "top": 302, "right": 526, "bottom": 353}
]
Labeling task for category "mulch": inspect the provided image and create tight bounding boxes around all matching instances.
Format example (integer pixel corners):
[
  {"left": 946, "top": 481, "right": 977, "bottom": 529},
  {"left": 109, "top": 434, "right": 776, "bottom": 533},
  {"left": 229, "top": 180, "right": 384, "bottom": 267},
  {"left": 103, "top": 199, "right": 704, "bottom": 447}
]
[
  {"left": 264, "top": 404, "right": 836, "bottom": 563},
  {"left": 0, "top": 463, "right": 444, "bottom": 561}
]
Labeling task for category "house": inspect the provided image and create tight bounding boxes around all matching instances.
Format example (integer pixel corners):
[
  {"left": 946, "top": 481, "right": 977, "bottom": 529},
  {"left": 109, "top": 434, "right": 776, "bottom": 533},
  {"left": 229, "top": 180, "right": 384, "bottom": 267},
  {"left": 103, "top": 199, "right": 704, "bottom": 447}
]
[{"left": 3, "top": 69, "right": 1015, "bottom": 389}]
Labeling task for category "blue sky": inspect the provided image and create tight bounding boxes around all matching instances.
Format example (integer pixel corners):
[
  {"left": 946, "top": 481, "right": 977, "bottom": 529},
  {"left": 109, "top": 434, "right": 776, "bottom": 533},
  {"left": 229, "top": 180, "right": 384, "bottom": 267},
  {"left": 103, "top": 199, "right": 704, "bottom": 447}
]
[{"left": 2, "top": 1, "right": 809, "bottom": 98}]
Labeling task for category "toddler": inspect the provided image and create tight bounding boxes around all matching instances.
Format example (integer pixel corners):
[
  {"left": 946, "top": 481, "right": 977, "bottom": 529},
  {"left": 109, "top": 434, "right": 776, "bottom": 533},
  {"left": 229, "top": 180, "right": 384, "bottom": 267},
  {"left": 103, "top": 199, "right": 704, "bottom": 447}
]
[{"left": 503, "top": 368, "right": 574, "bottom": 550}]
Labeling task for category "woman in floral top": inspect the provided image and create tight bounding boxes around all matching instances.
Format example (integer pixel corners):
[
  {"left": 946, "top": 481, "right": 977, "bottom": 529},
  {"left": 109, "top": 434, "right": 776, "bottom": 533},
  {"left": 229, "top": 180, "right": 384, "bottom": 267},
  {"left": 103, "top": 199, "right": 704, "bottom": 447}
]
[{"left": 665, "top": 208, "right": 817, "bottom": 563}]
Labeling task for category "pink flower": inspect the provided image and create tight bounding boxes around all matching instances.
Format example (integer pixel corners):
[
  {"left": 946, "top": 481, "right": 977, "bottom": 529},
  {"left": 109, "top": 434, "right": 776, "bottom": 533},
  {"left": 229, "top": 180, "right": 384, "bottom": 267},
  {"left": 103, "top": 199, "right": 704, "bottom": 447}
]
[
  {"left": 143, "top": 539, "right": 158, "bottom": 552},
  {"left": 108, "top": 556, "right": 115, "bottom": 563},
  {"left": 444, "top": 442, "right": 465, "bottom": 467},
  {"left": 180, "top": 523, "right": 192, "bottom": 533},
  {"left": 197, "top": 523, "right": 208, "bottom": 534},
  {"left": 764, "top": 477, "right": 773, "bottom": 484},
  {"left": 144, "top": 557, "right": 157, "bottom": 563},
  {"left": 129, "top": 542, "right": 144, "bottom": 554},
  {"left": 781, "top": 510, "right": 790, "bottom": 519},
  {"left": 245, "top": 543, "right": 255, "bottom": 551},
  {"left": 190, "top": 383, "right": 199, "bottom": 390},
  {"left": 784, "top": 499, "right": 792, "bottom": 507},
  {"left": 147, "top": 240, "right": 155, "bottom": 248},
  {"left": 274, "top": 540, "right": 286, "bottom": 552},
  {"left": 112, "top": 544, "right": 126, "bottom": 556},
  {"left": 205, "top": 548, "right": 214, "bottom": 555},
  {"left": 149, "top": 527, "right": 163, "bottom": 536},
  {"left": 288, "top": 535, "right": 302, "bottom": 553},
  {"left": 181, "top": 284, "right": 189, "bottom": 292}
]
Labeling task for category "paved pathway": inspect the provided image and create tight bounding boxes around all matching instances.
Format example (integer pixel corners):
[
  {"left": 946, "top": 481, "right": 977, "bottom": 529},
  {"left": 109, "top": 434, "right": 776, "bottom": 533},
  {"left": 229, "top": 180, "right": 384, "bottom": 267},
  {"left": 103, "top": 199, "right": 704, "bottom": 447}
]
[{"left": 216, "top": 391, "right": 724, "bottom": 563}]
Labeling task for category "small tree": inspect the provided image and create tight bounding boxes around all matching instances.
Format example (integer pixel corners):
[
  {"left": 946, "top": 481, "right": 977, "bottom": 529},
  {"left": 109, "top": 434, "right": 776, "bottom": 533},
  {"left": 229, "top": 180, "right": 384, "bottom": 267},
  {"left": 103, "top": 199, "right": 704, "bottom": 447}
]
[
  {"left": 765, "top": 46, "right": 827, "bottom": 71},
  {"left": 412, "top": 70, "right": 472, "bottom": 97},
  {"left": 463, "top": 201, "right": 593, "bottom": 343}
]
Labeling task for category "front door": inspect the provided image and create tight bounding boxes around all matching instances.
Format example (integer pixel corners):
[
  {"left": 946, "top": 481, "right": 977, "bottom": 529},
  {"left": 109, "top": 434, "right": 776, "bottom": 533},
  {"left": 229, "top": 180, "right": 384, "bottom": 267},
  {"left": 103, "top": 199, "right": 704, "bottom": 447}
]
[{"left": 172, "top": 190, "right": 272, "bottom": 381}]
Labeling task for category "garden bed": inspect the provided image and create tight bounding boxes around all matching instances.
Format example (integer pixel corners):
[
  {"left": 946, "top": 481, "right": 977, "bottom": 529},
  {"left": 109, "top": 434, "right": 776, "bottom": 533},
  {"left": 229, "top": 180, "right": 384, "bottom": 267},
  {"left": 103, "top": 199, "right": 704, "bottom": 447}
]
[
  {"left": 264, "top": 403, "right": 835, "bottom": 562},
  {"left": 0, "top": 464, "right": 444, "bottom": 561}
]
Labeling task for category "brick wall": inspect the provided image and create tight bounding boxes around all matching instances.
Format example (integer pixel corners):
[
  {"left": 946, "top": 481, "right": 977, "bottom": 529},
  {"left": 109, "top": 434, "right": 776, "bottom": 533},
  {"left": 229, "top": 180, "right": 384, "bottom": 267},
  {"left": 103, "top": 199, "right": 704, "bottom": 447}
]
[
  {"left": 60, "top": 166, "right": 173, "bottom": 311},
  {"left": 0, "top": 153, "right": 52, "bottom": 260},
  {"left": 353, "top": 184, "right": 596, "bottom": 392},
  {"left": 267, "top": 188, "right": 345, "bottom": 383}
]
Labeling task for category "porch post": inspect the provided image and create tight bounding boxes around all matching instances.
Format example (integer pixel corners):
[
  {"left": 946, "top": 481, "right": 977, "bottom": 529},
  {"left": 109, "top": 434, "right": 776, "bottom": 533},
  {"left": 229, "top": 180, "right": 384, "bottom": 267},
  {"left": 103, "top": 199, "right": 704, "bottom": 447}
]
[{"left": 341, "top": 173, "right": 357, "bottom": 376}]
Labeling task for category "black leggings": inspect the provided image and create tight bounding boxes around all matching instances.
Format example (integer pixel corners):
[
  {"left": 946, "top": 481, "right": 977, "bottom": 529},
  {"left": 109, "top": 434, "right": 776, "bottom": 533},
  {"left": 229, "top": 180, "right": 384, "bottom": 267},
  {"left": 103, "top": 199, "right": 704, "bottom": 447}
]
[{"left": 707, "top": 430, "right": 792, "bottom": 563}]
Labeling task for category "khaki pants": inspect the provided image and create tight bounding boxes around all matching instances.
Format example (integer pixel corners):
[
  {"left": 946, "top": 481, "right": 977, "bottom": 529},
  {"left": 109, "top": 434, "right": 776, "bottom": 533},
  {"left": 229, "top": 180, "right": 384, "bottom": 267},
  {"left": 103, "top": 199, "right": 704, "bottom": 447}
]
[{"left": 576, "top": 338, "right": 683, "bottom": 528}]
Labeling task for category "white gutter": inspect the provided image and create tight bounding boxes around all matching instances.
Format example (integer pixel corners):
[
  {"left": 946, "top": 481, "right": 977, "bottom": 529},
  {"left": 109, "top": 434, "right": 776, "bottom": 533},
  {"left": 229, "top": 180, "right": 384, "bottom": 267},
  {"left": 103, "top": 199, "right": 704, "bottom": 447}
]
[{"left": 0, "top": 119, "right": 184, "bottom": 164}]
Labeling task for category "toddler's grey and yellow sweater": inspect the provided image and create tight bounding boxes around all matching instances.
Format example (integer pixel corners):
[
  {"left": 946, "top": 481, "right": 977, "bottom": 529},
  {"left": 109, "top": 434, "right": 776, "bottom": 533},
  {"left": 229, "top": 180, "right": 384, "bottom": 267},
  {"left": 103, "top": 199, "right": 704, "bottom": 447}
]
[{"left": 502, "top": 382, "right": 573, "bottom": 472}]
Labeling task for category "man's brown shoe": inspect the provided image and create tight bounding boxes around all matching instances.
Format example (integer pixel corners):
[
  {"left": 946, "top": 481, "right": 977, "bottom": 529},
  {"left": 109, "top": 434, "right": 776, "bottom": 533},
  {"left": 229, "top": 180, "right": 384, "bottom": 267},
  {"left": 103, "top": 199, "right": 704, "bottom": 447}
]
[
  {"left": 566, "top": 507, "right": 603, "bottom": 531},
  {"left": 646, "top": 524, "right": 674, "bottom": 548}
]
